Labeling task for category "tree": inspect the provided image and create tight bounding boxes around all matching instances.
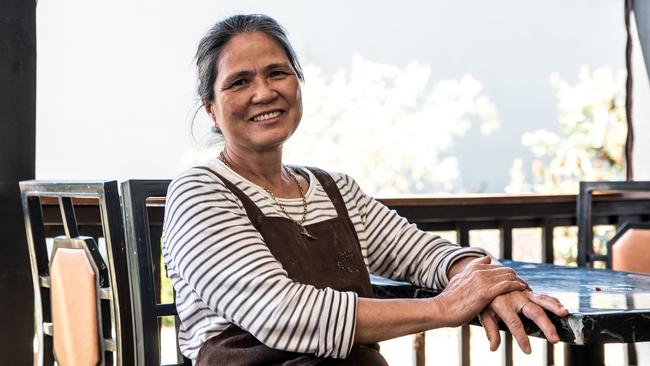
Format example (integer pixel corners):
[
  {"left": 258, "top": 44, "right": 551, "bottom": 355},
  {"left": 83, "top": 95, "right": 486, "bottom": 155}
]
[
  {"left": 507, "top": 66, "right": 627, "bottom": 194},
  {"left": 507, "top": 66, "right": 627, "bottom": 264},
  {"left": 285, "top": 55, "right": 500, "bottom": 195}
]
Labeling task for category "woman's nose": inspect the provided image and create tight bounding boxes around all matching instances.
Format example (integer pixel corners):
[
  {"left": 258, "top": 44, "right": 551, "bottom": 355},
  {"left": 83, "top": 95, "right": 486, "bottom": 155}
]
[{"left": 251, "top": 80, "right": 278, "bottom": 104}]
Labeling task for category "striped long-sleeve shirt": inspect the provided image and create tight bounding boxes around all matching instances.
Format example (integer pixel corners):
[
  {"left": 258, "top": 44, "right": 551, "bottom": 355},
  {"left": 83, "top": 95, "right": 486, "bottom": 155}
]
[{"left": 161, "top": 159, "right": 488, "bottom": 361}]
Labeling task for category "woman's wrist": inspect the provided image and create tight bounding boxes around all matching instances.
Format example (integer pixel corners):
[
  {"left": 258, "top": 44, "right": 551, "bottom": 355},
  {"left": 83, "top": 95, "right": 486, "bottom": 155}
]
[
  {"left": 447, "top": 256, "right": 479, "bottom": 279},
  {"left": 428, "top": 295, "right": 453, "bottom": 328},
  {"left": 355, "top": 297, "right": 450, "bottom": 343}
]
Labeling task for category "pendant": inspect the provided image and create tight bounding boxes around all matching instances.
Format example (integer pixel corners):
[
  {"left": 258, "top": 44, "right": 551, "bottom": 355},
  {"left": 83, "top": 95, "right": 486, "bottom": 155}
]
[{"left": 300, "top": 226, "right": 317, "bottom": 240}]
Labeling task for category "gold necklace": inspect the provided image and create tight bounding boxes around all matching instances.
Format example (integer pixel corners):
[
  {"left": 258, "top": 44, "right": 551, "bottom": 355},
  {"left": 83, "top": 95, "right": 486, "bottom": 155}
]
[{"left": 219, "top": 151, "right": 317, "bottom": 239}]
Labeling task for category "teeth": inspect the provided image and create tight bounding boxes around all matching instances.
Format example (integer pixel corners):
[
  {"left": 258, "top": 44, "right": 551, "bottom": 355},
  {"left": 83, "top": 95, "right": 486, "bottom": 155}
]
[{"left": 252, "top": 111, "right": 281, "bottom": 122}]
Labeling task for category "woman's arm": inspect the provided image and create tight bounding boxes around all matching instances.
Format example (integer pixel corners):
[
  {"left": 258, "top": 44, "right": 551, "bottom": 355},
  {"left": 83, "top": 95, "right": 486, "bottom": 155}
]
[
  {"left": 335, "top": 175, "right": 568, "bottom": 350},
  {"left": 354, "top": 256, "right": 528, "bottom": 343},
  {"left": 354, "top": 256, "right": 568, "bottom": 351}
]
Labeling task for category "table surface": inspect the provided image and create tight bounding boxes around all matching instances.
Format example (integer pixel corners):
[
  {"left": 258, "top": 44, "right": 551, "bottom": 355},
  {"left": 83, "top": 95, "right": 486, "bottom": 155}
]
[{"left": 370, "top": 260, "right": 650, "bottom": 345}]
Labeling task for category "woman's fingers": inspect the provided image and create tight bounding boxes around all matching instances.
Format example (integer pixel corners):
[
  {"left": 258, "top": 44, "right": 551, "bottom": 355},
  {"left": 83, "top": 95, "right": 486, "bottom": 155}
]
[
  {"left": 519, "top": 301, "right": 560, "bottom": 344},
  {"left": 464, "top": 266, "right": 528, "bottom": 294},
  {"left": 461, "top": 258, "right": 528, "bottom": 286},
  {"left": 490, "top": 270, "right": 529, "bottom": 287},
  {"left": 466, "top": 258, "right": 520, "bottom": 273},
  {"left": 528, "top": 293, "right": 568, "bottom": 317},
  {"left": 489, "top": 280, "right": 528, "bottom": 299},
  {"left": 497, "top": 304, "right": 531, "bottom": 354},
  {"left": 479, "top": 309, "right": 501, "bottom": 351},
  {"left": 515, "top": 292, "right": 568, "bottom": 344}
]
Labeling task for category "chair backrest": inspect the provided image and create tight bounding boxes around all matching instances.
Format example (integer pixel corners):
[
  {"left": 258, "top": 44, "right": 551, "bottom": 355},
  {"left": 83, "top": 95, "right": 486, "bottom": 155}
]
[
  {"left": 50, "top": 236, "right": 105, "bottom": 366},
  {"left": 121, "top": 180, "right": 191, "bottom": 366},
  {"left": 577, "top": 181, "right": 650, "bottom": 267},
  {"left": 20, "top": 181, "right": 134, "bottom": 366},
  {"left": 607, "top": 222, "right": 650, "bottom": 273}
]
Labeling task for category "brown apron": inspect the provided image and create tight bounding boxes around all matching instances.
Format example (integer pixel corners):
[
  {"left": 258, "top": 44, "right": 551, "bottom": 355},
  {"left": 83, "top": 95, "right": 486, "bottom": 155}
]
[{"left": 195, "top": 167, "right": 388, "bottom": 366}]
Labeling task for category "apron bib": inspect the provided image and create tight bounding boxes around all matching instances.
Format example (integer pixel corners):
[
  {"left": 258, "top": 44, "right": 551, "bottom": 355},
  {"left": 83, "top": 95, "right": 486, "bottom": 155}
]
[{"left": 195, "top": 167, "right": 387, "bottom": 366}]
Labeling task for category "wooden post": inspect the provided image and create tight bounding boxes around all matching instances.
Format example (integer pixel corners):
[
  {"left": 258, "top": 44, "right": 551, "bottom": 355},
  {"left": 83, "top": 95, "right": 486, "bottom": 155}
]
[
  {"left": 0, "top": 0, "right": 37, "bottom": 364},
  {"left": 625, "top": 0, "right": 634, "bottom": 180},
  {"left": 413, "top": 331, "right": 425, "bottom": 366}
]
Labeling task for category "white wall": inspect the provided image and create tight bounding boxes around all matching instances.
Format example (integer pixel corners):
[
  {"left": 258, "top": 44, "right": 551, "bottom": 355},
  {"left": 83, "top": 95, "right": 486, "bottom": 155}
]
[{"left": 36, "top": 0, "right": 626, "bottom": 191}]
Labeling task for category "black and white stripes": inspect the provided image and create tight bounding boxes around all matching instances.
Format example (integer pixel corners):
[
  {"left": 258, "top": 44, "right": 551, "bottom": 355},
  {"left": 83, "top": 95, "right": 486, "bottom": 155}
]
[{"left": 162, "top": 160, "right": 487, "bottom": 360}]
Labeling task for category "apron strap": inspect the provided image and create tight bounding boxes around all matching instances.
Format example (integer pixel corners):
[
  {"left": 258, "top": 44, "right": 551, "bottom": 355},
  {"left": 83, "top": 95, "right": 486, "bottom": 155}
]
[
  {"left": 202, "top": 167, "right": 265, "bottom": 227},
  {"left": 303, "top": 167, "right": 352, "bottom": 222}
]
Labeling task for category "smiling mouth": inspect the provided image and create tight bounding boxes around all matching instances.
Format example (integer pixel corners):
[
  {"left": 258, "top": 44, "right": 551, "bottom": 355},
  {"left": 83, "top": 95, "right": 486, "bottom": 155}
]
[{"left": 251, "top": 110, "right": 283, "bottom": 122}]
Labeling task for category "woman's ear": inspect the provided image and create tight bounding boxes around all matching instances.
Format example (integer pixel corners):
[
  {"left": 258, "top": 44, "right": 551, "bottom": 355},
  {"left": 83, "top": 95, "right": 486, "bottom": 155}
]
[{"left": 203, "top": 101, "right": 219, "bottom": 129}]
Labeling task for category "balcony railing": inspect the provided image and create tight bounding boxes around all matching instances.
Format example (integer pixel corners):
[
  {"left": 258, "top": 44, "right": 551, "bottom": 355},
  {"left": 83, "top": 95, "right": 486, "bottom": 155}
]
[{"left": 36, "top": 192, "right": 650, "bottom": 366}]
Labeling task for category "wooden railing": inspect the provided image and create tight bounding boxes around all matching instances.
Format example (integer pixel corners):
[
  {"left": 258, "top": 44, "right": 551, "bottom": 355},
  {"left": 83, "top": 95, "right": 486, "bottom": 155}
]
[{"left": 37, "top": 192, "right": 650, "bottom": 366}]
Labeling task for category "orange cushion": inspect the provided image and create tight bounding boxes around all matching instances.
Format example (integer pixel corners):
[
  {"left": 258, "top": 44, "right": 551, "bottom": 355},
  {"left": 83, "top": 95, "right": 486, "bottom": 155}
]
[
  {"left": 50, "top": 248, "right": 102, "bottom": 366},
  {"left": 612, "top": 228, "right": 650, "bottom": 274}
]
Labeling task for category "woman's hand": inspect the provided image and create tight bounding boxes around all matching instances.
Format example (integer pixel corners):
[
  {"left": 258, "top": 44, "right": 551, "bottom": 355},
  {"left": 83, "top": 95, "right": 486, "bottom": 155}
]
[
  {"left": 478, "top": 290, "right": 569, "bottom": 354},
  {"left": 433, "top": 256, "right": 529, "bottom": 327}
]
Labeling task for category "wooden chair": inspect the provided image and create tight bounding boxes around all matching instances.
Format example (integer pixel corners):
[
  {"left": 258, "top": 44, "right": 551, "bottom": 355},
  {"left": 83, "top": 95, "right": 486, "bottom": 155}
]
[
  {"left": 607, "top": 223, "right": 650, "bottom": 366},
  {"left": 576, "top": 181, "right": 650, "bottom": 268},
  {"left": 121, "top": 180, "right": 191, "bottom": 366},
  {"left": 20, "top": 181, "right": 134, "bottom": 366},
  {"left": 607, "top": 222, "right": 650, "bottom": 273}
]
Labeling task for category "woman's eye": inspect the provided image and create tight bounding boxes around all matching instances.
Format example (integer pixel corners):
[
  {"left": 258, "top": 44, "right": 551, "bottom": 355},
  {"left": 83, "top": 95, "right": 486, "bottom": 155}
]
[
  {"left": 231, "top": 79, "right": 248, "bottom": 87},
  {"left": 270, "top": 70, "right": 288, "bottom": 78}
]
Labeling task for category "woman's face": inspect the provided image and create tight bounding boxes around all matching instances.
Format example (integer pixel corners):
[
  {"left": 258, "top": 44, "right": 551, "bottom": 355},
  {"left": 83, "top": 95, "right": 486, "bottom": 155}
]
[{"left": 206, "top": 31, "right": 303, "bottom": 153}]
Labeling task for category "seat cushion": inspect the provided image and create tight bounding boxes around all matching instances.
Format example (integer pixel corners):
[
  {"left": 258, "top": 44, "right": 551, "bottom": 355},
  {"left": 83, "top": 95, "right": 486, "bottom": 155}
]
[
  {"left": 50, "top": 248, "right": 102, "bottom": 366},
  {"left": 612, "top": 228, "right": 650, "bottom": 273}
]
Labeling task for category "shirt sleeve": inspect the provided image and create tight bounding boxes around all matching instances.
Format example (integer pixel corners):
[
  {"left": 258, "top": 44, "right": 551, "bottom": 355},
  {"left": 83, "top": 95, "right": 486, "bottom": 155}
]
[
  {"left": 162, "top": 168, "right": 357, "bottom": 358},
  {"left": 334, "top": 173, "right": 490, "bottom": 289}
]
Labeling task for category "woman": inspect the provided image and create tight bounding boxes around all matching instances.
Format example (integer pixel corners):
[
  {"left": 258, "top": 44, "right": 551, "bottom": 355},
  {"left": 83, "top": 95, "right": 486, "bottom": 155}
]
[{"left": 162, "top": 14, "right": 568, "bottom": 365}]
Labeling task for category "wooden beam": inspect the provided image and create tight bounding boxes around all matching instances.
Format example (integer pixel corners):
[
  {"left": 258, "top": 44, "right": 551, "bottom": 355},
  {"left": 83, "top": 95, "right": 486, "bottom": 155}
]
[{"left": 0, "top": 0, "right": 37, "bottom": 364}]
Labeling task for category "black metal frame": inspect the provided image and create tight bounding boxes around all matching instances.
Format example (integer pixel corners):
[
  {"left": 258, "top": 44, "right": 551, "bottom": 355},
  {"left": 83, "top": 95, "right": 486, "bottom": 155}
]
[
  {"left": 576, "top": 181, "right": 650, "bottom": 268},
  {"left": 606, "top": 221, "right": 650, "bottom": 366},
  {"left": 19, "top": 181, "right": 134, "bottom": 366},
  {"left": 575, "top": 181, "right": 650, "bottom": 365},
  {"left": 121, "top": 180, "right": 191, "bottom": 366}
]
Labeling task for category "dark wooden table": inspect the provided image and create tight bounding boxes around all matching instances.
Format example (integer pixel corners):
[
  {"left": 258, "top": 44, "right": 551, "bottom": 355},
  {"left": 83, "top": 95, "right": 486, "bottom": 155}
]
[{"left": 370, "top": 260, "right": 650, "bottom": 366}]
